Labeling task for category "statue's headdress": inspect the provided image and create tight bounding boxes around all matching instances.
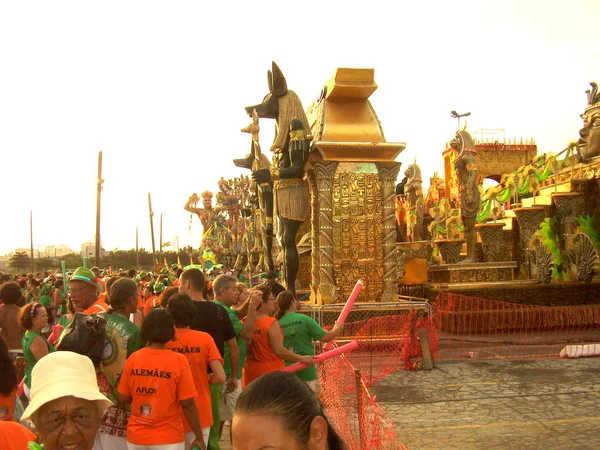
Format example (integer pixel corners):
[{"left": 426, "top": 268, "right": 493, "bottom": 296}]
[
  {"left": 201, "top": 191, "right": 213, "bottom": 200},
  {"left": 585, "top": 82, "right": 600, "bottom": 112}
]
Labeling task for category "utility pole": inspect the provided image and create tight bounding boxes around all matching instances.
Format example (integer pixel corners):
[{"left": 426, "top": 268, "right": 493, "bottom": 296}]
[
  {"left": 95, "top": 151, "right": 104, "bottom": 266},
  {"left": 148, "top": 193, "right": 156, "bottom": 265},
  {"left": 30, "top": 210, "right": 34, "bottom": 274},
  {"left": 136, "top": 227, "right": 140, "bottom": 269},
  {"left": 159, "top": 213, "right": 163, "bottom": 265}
]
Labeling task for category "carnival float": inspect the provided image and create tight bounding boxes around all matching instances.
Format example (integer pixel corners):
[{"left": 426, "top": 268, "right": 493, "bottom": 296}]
[{"left": 185, "top": 64, "right": 600, "bottom": 307}]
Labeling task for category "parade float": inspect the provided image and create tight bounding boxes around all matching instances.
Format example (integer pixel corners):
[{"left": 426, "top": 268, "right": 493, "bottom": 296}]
[{"left": 185, "top": 67, "right": 600, "bottom": 309}]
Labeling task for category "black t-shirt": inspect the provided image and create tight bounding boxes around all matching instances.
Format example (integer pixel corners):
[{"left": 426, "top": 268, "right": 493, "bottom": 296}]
[{"left": 190, "top": 300, "right": 236, "bottom": 359}]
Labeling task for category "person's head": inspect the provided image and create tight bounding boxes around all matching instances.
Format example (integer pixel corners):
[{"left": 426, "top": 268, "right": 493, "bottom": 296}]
[
  {"left": 265, "top": 270, "right": 277, "bottom": 286},
  {"left": 179, "top": 268, "right": 205, "bottom": 297},
  {"left": 201, "top": 190, "right": 213, "bottom": 209},
  {"left": 276, "top": 290, "right": 297, "bottom": 320},
  {"left": 22, "top": 351, "right": 112, "bottom": 450},
  {"left": 236, "top": 282, "right": 249, "bottom": 306},
  {"left": 54, "top": 279, "right": 64, "bottom": 291},
  {"left": 143, "top": 284, "right": 155, "bottom": 299},
  {"left": 69, "top": 268, "right": 98, "bottom": 312},
  {"left": 252, "top": 285, "right": 276, "bottom": 315},
  {"left": 127, "top": 268, "right": 137, "bottom": 279},
  {"left": 166, "top": 293, "right": 195, "bottom": 327},
  {"left": 233, "top": 371, "right": 345, "bottom": 450},
  {"left": 0, "top": 336, "right": 17, "bottom": 397},
  {"left": 107, "top": 278, "right": 138, "bottom": 316},
  {"left": 0, "top": 281, "right": 23, "bottom": 305},
  {"left": 17, "top": 302, "right": 48, "bottom": 332},
  {"left": 213, "top": 274, "right": 239, "bottom": 306},
  {"left": 141, "top": 308, "right": 175, "bottom": 344},
  {"left": 104, "top": 276, "right": 120, "bottom": 304},
  {"left": 159, "top": 285, "right": 180, "bottom": 308}
]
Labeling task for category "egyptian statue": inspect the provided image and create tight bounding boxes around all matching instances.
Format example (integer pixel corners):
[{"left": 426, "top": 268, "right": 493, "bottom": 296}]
[
  {"left": 233, "top": 109, "right": 275, "bottom": 272},
  {"left": 578, "top": 82, "right": 600, "bottom": 161},
  {"left": 449, "top": 127, "right": 480, "bottom": 263},
  {"left": 246, "top": 62, "right": 312, "bottom": 298},
  {"left": 404, "top": 162, "right": 424, "bottom": 241}
]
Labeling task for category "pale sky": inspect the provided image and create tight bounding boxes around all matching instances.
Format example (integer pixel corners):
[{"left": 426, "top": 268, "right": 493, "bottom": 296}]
[{"left": 1, "top": 1, "right": 599, "bottom": 256}]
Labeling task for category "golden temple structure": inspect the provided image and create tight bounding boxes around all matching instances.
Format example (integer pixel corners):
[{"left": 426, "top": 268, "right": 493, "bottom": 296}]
[{"left": 305, "top": 68, "right": 405, "bottom": 304}]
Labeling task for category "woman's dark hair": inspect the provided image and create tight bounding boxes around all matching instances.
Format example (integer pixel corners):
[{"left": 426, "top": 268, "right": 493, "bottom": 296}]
[
  {"left": 17, "top": 303, "right": 45, "bottom": 330},
  {"left": 0, "top": 337, "right": 18, "bottom": 396},
  {"left": 55, "top": 279, "right": 64, "bottom": 290},
  {"left": 235, "top": 371, "right": 345, "bottom": 450},
  {"left": 252, "top": 285, "right": 271, "bottom": 302},
  {"left": 159, "top": 286, "right": 181, "bottom": 309},
  {"left": 108, "top": 278, "right": 138, "bottom": 312},
  {"left": 166, "top": 293, "right": 195, "bottom": 327},
  {"left": 0, "top": 281, "right": 23, "bottom": 305},
  {"left": 275, "top": 290, "right": 295, "bottom": 320},
  {"left": 141, "top": 308, "right": 175, "bottom": 344}
]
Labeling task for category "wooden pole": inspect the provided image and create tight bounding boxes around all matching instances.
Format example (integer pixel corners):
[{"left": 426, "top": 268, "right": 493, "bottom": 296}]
[
  {"left": 30, "top": 210, "right": 34, "bottom": 274},
  {"left": 95, "top": 151, "right": 103, "bottom": 266},
  {"left": 148, "top": 193, "right": 156, "bottom": 264},
  {"left": 159, "top": 213, "right": 163, "bottom": 264},
  {"left": 136, "top": 227, "right": 140, "bottom": 269}
]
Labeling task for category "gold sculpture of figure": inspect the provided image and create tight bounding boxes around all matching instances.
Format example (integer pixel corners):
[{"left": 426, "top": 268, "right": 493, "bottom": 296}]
[
  {"left": 450, "top": 127, "right": 480, "bottom": 263},
  {"left": 578, "top": 81, "right": 600, "bottom": 161},
  {"left": 234, "top": 109, "right": 275, "bottom": 271},
  {"left": 185, "top": 191, "right": 219, "bottom": 241},
  {"left": 404, "top": 161, "right": 424, "bottom": 241},
  {"left": 246, "top": 62, "right": 312, "bottom": 298}
]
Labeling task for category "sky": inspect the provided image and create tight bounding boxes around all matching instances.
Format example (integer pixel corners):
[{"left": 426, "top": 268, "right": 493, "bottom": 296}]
[{"left": 1, "top": 0, "right": 599, "bottom": 256}]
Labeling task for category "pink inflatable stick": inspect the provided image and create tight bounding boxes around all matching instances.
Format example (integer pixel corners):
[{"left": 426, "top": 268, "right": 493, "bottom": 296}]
[
  {"left": 282, "top": 340, "right": 359, "bottom": 373},
  {"left": 323, "top": 279, "right": 364, "bottom": 351}
]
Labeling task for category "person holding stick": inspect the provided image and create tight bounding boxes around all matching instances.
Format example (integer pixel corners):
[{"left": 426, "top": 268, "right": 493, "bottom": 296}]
[
  {"left": 277, "top": 291, "right": 344, "bottom": 390},
  {"left": 241, "top": 286, "right": 314, "bottom": 388}
]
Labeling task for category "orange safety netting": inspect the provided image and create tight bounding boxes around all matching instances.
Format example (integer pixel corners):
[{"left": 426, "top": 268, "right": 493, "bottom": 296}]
[
  {"left": 432, "top": 292, "right": 600, "bottom": 360},
  {"left": 318, "top": 350, "right": 407, "bottom": 450}
]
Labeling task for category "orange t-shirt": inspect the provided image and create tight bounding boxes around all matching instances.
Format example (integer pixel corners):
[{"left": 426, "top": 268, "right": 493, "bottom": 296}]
[
  {"left": 167, "top": 328, "right": 223, "bottom": 429},
  {"left": 0, "top": 420, "right": 36, "bottom": 449},
  {"left": 118, "top": 347, "right": 197, "bottom": 445},
  {"left": 0, "top": 389, "right": 16, "bottom": 421},
  {"left": 137, "top": 294, "right": 144, "bottom": 309},
  {"left": 242, "top": 316, "right": 284, "bottom": 387},
  {"left": 143, "top": 295, "right": 159, "bottom": 316},
  {"left": 83, "top": 298, "right": 109, "bottom": 315}
]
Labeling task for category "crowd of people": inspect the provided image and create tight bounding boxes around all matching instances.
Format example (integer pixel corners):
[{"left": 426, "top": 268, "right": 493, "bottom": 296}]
[{"left": 0, "top": 264, "right": 346, "bottom": 450}]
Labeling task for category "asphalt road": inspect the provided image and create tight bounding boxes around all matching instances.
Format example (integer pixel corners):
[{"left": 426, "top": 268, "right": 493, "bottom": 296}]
[{"left": 371, "top": 357, "right": 600, "bottom": 450}]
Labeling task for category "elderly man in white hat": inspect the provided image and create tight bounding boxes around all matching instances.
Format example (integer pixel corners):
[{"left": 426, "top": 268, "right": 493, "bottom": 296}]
[{"left": 22, "top": 351, "right": 112, "bottom": 450}]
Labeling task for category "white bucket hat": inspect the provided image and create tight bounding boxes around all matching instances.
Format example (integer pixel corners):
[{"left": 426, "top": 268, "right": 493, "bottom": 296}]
[{"left": 22, "top": 351, "right": 112, "bottom": 420}]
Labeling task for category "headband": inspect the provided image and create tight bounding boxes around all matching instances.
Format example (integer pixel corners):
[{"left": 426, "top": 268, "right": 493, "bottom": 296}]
[{"left": 29, "top": 302, "right": 40, "bottom": 317}]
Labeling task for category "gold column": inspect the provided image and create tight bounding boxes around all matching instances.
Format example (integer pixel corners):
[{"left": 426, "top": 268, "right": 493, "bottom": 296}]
[
  {"left": 307, "top": 169, "right": 320, "bottom": 300},
  {"left": 376, "top": 162, "right": 401, "bottom": 301},
  {"left": 313, "top": 161, "right": 339, "bottom": 303}
]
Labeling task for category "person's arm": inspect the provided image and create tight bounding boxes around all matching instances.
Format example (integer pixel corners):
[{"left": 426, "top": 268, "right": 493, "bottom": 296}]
[
  {"left": 238, "top": 291, "right": 262, "bottom": 341},
  {"left": 268, "top": 321, "right": 314, "bottom": 365},
  {"left": 29, "top": 335, "right": 50, "bottom": 362},
  {"left": 319, "top": 322, "right": 345, "bottom": 343},
  {"left": 184, "top": 195, "right": 201, "bottom": 214},
  {"left": 181, "top": 398, "right": 206, "bottom": 450},
  {"left": 208, "top": 359, "right": 226, "bottom": 385},
  {"left": 225, "top": 338, "right": 239, "bottom": 392},
  {"left": 117, "top": 393, "right": 132, "bottom": 405}
]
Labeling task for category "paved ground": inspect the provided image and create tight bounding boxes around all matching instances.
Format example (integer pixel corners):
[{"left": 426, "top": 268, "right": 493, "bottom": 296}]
[{"left": 371, "top": 357, "right": 600, "bottom": 450}]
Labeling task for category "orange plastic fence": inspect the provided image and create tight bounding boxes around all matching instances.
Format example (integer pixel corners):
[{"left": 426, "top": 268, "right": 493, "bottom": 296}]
[{"left": 432, "top": 292, "right": 600, "bottom": 360}]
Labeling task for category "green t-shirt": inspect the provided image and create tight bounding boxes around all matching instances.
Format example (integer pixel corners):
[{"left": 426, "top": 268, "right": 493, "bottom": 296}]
[
  {"left": 22, "top": 331, "right": 55, "bottom": 388},
  {"left": 279, "top": 312, "right": 326, "bottom": 381},
  {"left": 99, "top": 312, "right": 143, "bottom": 404},
  {"left": 214, "top": 301, "right": 246, "bottom": 380}
]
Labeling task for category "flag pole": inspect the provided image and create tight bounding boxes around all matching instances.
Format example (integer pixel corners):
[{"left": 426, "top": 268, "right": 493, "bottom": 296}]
[{"left": 30, "top": 210, "right": 34, "bottom": 274}]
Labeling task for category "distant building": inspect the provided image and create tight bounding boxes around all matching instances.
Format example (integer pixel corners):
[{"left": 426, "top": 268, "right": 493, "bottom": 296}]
[
  {"left": 42, "top": 245, "right": 74, "bottom": 257},
  {"left": 81, "top": 241, "right": 106, "bottom": 259}
]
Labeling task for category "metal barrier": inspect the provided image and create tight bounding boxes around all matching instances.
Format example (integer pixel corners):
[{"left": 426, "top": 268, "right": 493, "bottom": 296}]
[{"left": 315, "top": 300, "right": 431, "bottom": 328}]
